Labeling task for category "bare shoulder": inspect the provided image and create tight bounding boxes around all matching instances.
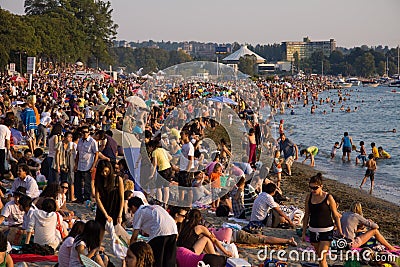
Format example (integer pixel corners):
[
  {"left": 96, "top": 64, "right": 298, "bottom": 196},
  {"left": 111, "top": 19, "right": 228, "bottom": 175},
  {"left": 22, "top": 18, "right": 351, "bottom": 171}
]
[{"left": 326, "top": 194, "right": 336, "bottom": 206}]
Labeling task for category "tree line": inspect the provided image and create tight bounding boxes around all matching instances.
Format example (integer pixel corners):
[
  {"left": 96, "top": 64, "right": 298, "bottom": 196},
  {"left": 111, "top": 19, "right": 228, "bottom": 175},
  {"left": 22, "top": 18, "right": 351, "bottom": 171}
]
[
  {"left": 0, "top": 0, "right": 117, "bottom": 72},
  {"left": 293, "top": 47, "right": 399, "bottom": 77}
]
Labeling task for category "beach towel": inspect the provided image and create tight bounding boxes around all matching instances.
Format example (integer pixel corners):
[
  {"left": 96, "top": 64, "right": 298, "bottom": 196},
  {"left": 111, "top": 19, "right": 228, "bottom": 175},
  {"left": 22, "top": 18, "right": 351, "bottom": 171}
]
[{"left": 10, "top": 254, "right": 58, "bottom": 263}]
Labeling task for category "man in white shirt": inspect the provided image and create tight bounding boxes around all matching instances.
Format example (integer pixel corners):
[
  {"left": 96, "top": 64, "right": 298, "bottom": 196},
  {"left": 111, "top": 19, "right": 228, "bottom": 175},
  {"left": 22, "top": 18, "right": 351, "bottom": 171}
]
[
  {"left": 250, "top": 183, "right": 293, "bottom": 226},
  {"left": 178, "top": 130, "right": 194, "bottom": 206},
  {"left": 11, "top": 164, "right": 40, "bottom": 199},
  {"left": 128, "top": 197, "right": 177, "bottom": 267},
  {"left": 74, "top": 126, "right": 99, "bottom": 203},
  {"left": 0, "top": 118, "right": 12, "bottom": 180}
]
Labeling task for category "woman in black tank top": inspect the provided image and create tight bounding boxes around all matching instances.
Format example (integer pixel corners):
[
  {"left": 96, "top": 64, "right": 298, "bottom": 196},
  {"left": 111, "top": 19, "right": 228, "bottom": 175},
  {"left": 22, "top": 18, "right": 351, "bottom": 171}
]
[{"left": 302, "top": 173, "right": 343, "bottom": 267}]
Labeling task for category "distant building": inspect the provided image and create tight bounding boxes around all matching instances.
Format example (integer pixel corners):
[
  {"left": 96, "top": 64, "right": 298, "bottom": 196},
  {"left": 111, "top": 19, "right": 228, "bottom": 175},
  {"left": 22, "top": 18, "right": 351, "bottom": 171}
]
[
  {"left": 113, "top": 40, "right": 128, "bottom": 48},
  {"left": 257, "top": 61, "right": 292, "bottom": 74},
  {"left": 282, "top": 37, "right": 336, "bottom": 61}
]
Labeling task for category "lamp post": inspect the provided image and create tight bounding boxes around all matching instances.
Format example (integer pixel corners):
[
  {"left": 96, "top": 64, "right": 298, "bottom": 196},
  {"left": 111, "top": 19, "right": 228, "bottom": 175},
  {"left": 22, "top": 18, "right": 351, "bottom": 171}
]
[{"left": 15, "top": 51, "right": 27, "bottom": 74}]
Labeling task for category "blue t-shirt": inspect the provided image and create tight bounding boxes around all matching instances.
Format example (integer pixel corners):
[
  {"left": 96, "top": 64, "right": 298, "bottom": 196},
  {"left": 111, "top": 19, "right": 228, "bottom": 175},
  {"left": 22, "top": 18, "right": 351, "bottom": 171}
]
[{"left": 279, "top": 138, "right": 295, "bottom": 159}]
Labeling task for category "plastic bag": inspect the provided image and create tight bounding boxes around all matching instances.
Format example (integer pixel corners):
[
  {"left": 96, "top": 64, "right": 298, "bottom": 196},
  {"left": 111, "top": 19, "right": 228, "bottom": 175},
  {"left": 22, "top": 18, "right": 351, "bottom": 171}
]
[
  {"left": 216, "top": 241, "right": 239, "bottom": 258},
  {"left": 105, "top": 221, "right": 128, "bottom": 259}
]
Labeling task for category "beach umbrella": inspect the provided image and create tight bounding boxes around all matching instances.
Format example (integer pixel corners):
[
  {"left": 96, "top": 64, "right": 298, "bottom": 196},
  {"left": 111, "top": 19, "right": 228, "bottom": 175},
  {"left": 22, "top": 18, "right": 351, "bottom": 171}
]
[
  {"left": 11, "top": 76, "right": 27, "bottom": 83},
  {"left": 110, "top": 129, "right": 123, "bottom": 147},
  {"left": 208, "top": 96, "right": 238, "bottom": 105},
  {"left": 126, "top": 96, "right": 148, "bottom": 109}
]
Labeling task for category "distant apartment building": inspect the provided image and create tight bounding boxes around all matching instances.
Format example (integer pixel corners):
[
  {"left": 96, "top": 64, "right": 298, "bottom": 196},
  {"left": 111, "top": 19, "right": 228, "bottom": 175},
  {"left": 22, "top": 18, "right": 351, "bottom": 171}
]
[
  {"left": 178, "top": 43, "right": 232, "bottom": 59},
  {"left": 113, "top": 40, "right": 129, "bottom": 47},
  {"left": 282, "top": 37, "right": 336, "bottom": 61},
  {"left": 181, "top": 42, "right": 193, "bottom": 54}
]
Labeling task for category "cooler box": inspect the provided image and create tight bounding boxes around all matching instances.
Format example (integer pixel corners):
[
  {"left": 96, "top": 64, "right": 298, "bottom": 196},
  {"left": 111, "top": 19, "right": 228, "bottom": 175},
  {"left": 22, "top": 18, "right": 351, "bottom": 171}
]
[{"left": 226, "top": 258, "right": 251, "bottom": 267}]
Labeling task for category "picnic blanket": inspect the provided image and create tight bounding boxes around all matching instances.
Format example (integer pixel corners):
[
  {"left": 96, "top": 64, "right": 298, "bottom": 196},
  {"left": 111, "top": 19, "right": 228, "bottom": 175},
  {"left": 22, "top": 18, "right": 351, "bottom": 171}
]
[{"left": 11, "top": 254, "right": 58, "bottom": 263}]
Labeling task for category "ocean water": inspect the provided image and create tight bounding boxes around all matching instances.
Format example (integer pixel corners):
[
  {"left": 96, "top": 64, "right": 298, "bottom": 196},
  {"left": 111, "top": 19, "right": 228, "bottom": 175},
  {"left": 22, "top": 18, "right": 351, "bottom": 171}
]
[{"left": 272, "top": 86, "right": 400, "bottom": 204}]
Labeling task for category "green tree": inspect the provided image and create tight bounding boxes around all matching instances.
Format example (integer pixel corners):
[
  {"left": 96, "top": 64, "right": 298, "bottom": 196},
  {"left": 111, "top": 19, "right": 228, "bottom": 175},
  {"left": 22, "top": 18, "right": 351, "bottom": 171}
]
[
  {"left": 238, "top": 55, "right": 256, "bottom": 76},
  {"left": 310, "top": 50, "right": 324, "bottom": 73},
  {"left": 354, "top": 52, "right": 376, "bottom": 77},
  {"left": 377, "top": 61, "right": 386, "bottom": 76},
  {"left": 24, "top": 0, "right": 59, "bottom": 15}
]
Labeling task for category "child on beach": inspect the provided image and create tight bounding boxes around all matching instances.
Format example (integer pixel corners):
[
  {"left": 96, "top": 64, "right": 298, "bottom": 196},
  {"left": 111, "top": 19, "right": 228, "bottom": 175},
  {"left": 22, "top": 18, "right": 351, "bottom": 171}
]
[
  {"left": 371, "top": 142, "right": 379, "bottom": 159},
  {"left": 360, "top": 154, "right": 377, "bottom": 194},
  {"left": 355, "top": 141, "right": 367, "bottom": 166},
  {"left": 300, "top": 146, "right": 318, "bottom": 167},
  {"left": 210, "top": 163, "right": 222, "bottom": 209},
  {"left": 330, "top": 141, "right": 340, "bottom": 159},
  {"left": 273, "top": 150, "right": 284, "bottom": 188}
]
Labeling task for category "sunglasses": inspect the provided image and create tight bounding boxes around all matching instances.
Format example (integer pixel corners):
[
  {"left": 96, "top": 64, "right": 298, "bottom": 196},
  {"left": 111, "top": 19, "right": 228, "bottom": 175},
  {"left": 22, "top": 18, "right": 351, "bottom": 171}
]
[
  {"left": 61, "top": 186, "right": 69, "bottom": 189},
  {"left": 309, "top": 185, "right": 320, "bottom": 190},
  {"left": 178, "top": 213, "right": 186, "bottom": 218}
]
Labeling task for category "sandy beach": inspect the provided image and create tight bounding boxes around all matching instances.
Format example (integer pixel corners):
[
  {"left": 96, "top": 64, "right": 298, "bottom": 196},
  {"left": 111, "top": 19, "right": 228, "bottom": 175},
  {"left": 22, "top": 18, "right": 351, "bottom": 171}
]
[
  {"left": 198, "top": 162, "right": 400, "bottom": 266},
  {"left": 11, "top": 162, "right": 399, "bottom": 267}
]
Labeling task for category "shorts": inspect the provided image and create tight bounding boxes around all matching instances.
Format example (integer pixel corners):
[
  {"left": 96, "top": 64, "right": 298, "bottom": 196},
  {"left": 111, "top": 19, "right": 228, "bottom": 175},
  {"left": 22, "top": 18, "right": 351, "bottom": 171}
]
[
  {"left": 285, "top": 156, "right": 295, "bottom": 167},
  {"left": 357, "top": 155, "right": 367, "bottom": 162},
  {"left": 365, "top": 169, "right": 375, "bottom": 181},
  {"left": 309, "top": 230, "right": 334, "bottom": 243},
  {"left": 158, "top": 167, "right": 174, "bottom": 182},
  {"left": 211, "top": 188, "right": 221, "bottom": 199},
  {"left": 178, "top": 171, "right": 194, "bottom": 187},
  {"left": 342, "top": 146, "right": 351, "bottom": 153}
]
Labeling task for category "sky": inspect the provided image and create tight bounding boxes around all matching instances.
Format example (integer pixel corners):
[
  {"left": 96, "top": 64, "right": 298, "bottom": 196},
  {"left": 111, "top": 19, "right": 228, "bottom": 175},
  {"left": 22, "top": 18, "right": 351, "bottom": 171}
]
[{"left": 1, "top": 0, "right": 399, "bottom": 48}]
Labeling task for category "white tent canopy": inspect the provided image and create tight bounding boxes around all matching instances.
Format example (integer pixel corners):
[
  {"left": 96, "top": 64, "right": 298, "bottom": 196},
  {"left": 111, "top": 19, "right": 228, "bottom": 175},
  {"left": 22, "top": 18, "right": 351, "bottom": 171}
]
[{"left": 222, "top": 45, "right": 265, "bottom": 63}]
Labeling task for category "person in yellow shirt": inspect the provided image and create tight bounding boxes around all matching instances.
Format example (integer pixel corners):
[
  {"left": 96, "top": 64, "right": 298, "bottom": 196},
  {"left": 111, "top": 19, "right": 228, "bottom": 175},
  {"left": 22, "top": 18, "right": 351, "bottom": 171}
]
[
  {"left": 371, "top": 143, "right": 379, "bottom": 159},
  {"left": 148, "top": 140, "right": 173, "bottom": 206},
  {"left": 378, "top": 147, "right": 391, "bottom": 159}
]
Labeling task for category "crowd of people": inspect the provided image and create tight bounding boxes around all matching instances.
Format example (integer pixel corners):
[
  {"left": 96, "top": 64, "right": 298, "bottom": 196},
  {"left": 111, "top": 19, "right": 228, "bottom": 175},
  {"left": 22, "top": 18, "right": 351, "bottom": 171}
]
[{"left": 0, "top": 67, "right": 397, "bottom": 267}]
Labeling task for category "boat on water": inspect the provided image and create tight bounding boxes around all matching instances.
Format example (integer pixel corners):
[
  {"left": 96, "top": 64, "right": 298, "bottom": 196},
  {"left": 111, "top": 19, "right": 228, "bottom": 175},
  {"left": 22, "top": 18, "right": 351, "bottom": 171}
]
[
  {"left": 388, "top": 80, "right": 400, "bottom": 87},
  {"left": 362, "top": 80, "right": 379, "bottom": 88},
  {"left": 333, "top": 79, "right": 352, "bottom": 88},
  {"left": 346, "top": 77, "right": 361, "bottom": 86}
]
